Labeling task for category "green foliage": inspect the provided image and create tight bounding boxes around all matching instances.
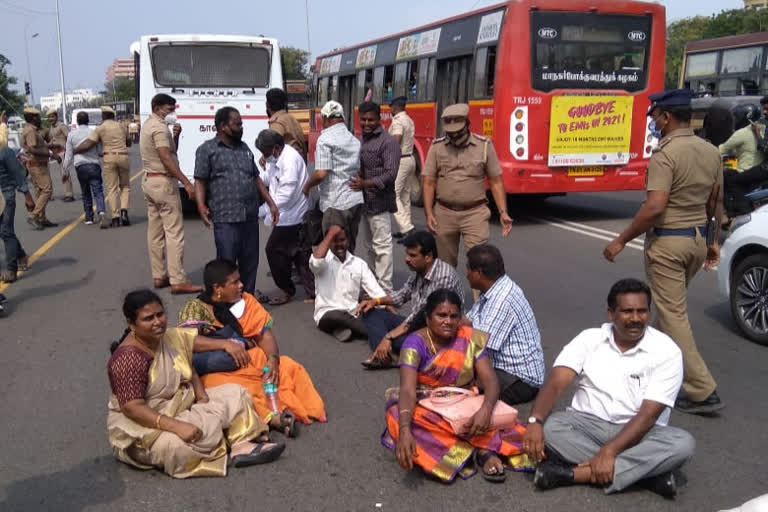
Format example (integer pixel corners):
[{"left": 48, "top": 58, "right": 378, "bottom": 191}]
[
  {"left": 666, "top": 8, "right": 768, "bottom": 89},
  {"left": 0, "top": 54, "right": 26, "bottom": 115},
  {"left": 282, "top": 46, "right": 311, "bottom": 81},
  {"left": 104, "top": 77, "right": 135, "bottom": 102}
]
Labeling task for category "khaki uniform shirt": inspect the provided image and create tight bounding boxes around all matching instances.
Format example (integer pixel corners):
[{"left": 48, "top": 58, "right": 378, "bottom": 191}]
[
  {"left": 89, "top": 120, "right": 128, "bottom": 160},
  {"left": 646, "top": 127, "right": 722, "bottom": 229},
  {"left": 268, "top": 110, "right": 307, "bottom": 159},
  {"left": 23, "top": 124, "right": 49, "bottom": 163},
  {"left": 422, "top": 133, "right": 502, "bottom": 205},
  {"left": 44, "top": 122, "right": 69, "bottom": 151},
  {"left": 0, "top": 122, "right": 7, "bottom": 149},
  {"left": 140, "top": 113, "right": 175, "bottom": 174},
  {"left": 388, "top": 111, "right": 415, "bottom": 156}
]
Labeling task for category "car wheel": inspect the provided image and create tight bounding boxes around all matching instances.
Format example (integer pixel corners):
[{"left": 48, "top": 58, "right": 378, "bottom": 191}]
[{"left": 730, "top": 253, "right": 768, "bottom": 346}]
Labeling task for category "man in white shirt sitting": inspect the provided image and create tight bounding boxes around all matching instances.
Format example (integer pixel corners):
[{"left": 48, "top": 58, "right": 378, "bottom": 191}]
[
  {"left": 523, "top": 278, "right": 694, "bottom": 499},
  {"left": 310, "top": 224, "right": 386, "bottom": 343},
  {"left": 257, "top": 129, "right": 313, "bottom": 305}
]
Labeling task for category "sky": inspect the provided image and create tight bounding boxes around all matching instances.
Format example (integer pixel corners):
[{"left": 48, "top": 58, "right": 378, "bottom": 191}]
[{"left": 0, "top": 0, "right": 744, "bottom": 102}]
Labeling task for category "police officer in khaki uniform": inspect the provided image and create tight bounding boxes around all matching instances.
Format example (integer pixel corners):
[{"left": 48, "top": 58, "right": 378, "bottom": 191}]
[
  {"left": 604, "top": 89, "right": 724, "bottom": 415},
  {"left": 266, "top": 88, "right": 307, "bottom": 161},
  {"left": 422, "top": 103, "right": 513, "bottom": 269},
  {"left": 43, "top": 111, "right": 74, "bottom": 202},
  {"left": 75, "top": 106, "right": 132, "bottom": 227},
  {"left": 389, "top": 96, "right": 416, "bottom": 241},
  {"left": 139, "top": 93, "right": 201, "bottom": 294},
  {"left": 22, "top": 107, "right": 58, "bottom": 230}
]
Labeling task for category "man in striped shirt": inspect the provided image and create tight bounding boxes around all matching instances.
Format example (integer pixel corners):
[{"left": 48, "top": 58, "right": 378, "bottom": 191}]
[
  {"left": 466, "top": 244, "right": 545, "bottom": 405},
  {"left": 302, "top": 100, "right": 364, "bottom": 252}
]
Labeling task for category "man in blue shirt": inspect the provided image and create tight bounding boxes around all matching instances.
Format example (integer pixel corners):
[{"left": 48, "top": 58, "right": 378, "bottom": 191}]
[
  {"left": 0, "top": 146, "right": 35, "bottom": 283},
  {"left": 466, "top": 244, "right": 545, "bottom": 405}
]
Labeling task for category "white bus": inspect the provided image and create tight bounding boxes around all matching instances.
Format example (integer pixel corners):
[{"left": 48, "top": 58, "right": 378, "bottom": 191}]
[{"left": 130, "top": 34, "right": 283, "bottom": 202}]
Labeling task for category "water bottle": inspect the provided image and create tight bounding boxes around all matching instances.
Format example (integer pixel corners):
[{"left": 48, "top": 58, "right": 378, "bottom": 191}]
[{"left": 263, "top": 366, "right": 280, "bottom": 414}]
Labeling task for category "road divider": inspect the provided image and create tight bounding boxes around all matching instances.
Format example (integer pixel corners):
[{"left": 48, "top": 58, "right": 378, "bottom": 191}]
[{"left": 531, "top": 215, "right": 645, "bottom": 252}]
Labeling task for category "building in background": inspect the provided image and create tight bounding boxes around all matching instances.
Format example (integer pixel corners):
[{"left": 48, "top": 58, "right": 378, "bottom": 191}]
[
  {"left": 745, "top": 0, "right": 768, "bottom": 9},
  {"left": 40, "top": 88, "right": 100, "bottom": 112},
  {"left": 105, "top": 57, "right": 136, "bottom": 82}
]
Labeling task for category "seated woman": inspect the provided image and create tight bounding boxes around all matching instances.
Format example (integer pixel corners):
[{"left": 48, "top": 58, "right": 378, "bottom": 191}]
[
  {"left": 107, "top": 290, "right": 285, "bottom": 478},
  {"left": 178, "top": 259, "right": 327, "bottom": 437},
  {"left": 381, "top": 289, "right": 531, "bottom": 483}
]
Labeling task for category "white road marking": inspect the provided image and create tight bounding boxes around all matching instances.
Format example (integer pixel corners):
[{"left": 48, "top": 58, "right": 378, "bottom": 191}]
[{"left": 532, "top": 216, "right": 645, "bottom": 251}]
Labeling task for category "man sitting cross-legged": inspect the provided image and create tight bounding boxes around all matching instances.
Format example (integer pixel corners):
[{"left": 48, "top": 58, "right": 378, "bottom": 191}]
[
  {"left": 465, "top": 244, "right": 545, "bottom": 405},
  {"left": 355, "top": 230, "right": 464, "bottom": 370},
  {"left": 523, "top": 278, "right": 695, "bottom": 499},
  {"left": 310, "top": 224, "right": 386, "bottom": 343}
]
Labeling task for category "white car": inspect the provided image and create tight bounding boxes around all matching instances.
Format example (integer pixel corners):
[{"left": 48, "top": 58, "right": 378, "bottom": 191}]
[{"left": 718, "top": 196, "right": 768, "bottom": 346}]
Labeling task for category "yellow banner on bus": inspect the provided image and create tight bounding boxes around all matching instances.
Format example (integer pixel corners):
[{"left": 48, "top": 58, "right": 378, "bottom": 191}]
[{"left": 547, "top": 95, "right": 634, "bottom": 167}]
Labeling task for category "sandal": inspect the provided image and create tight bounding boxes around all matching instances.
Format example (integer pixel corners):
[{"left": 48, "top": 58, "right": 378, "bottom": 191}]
[
  {"left": 17, "top": 256, "right": 29, "bottom": 272},
  {"left": 230, "top": 440, "right": 285, "bottom": 467},
  {"left": 279, "top": 409, "right": 301, "bottom": 438},
  {"left": 255, "top": 290, "right": 271, "bottom": 303},
  {"left": 361, "top": 357, "right": 396, "bottom": 370},
  {"left": 475, "top": 449, "right": 506, "bottom": 483},
  {"left": 268, "top": 294, "right": 293, "bottom": 306},
  {"left": 0, "top": 271, "right": 16, "bottom": 283}
]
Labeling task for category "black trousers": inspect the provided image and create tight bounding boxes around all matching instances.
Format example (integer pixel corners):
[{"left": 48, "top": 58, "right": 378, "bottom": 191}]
[
  {"left": 724, "top": 165, "right": 768, "bottom": 217},
  {"left": 265, "top": 224, "right": 314, "bottom": 298},
  {"left": 317, "top": 310, "right": 368, "bottom": 340},
  {"left": 495, "top": 369, "right": 539, "bottom": 406}
]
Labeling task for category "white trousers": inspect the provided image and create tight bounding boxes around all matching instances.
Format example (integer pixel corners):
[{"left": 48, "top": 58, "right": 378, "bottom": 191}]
[
  {"left": 359, "top": 212, "right": 393, "bottom": 293},
  {"left": 393, "top": 156, "right": 416, "bottom": 233}
]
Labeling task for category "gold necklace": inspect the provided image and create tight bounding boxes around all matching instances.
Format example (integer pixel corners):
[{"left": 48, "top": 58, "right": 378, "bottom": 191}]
[{"left": 425, "top": 329, "right": 438, "bottom": 355}]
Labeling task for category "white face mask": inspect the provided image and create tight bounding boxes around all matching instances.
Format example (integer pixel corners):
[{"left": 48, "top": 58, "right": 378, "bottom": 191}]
[{"left": 164, "top": 113, "right": 178, "bottom": 125}]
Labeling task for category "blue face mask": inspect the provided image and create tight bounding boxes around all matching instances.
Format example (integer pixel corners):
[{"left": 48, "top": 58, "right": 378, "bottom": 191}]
[
  {"left": 266, "top": 155, "right": 277, "bottom": 164},
  {"left": 649, "top": 120, "right": 663, "bottom": 139}
]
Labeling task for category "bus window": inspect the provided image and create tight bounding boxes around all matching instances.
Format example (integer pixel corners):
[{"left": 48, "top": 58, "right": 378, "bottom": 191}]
[
  {"left": 318, "top": 77, "right": 328, "bottom": 105},
  {"left": 418, "top": 58, "right": 429, "bottom": 101},
  {"left": 473, "top": 46, "right": 497, "bottom": 98},
  {"left": 406, "top": 60, "right": 419, "bottom": 100},
  {"left": 357, "top": 69, "right": 373, "bottom": 103},
  {"left": 426, "top": 58, "right": 437, "bottom": 101},
  {"left": 151, "top": 44, "right": 270, "bottom": 87},
  {"left": 686, "top": 52, "right": 718, "bottom": 78},
  {"left": 373, "top": 66, "right": 385, "bottom": 103},
  {"left": 384, "top": 65, "right": 394, "bottom": 102},
  {"left": 721, "top": 47, "right": 762, "bottom": 74},
  {"left": 329, "top": 75, "right": 338, "bottom": 101},
  {"left": 394, "top": 62, "right": 408, "bottom": 99}
]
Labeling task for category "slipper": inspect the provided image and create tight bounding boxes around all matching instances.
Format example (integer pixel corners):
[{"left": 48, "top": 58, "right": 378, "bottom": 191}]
[
  {"left": 0, "top": 271, "right": 16, "bottom": 283},
  {"left": 361, "top": 357, "right": 396, "bottom": 370},
  {"left": 255, "top": 290, "right": 271, "bottom": 303},
  {"left": 475, "top": 450, "right": 506, "bottom": 483},
  {"left": 17, "top": 256, "right": 29, "bottom": 272},
  {"left": 279, "top": 409, "right": 301, "bottom": 438},
  {"left": 230, "top": 441, "right": 285, "bottom": 468},
  {"left": 268, "top": 294, "right": 293, "bottom": 306}
]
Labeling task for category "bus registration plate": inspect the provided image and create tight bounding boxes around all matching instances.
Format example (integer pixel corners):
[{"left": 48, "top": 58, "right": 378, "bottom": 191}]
[{"left": 567, "top": 166, "right": 604, "bottom": 177}]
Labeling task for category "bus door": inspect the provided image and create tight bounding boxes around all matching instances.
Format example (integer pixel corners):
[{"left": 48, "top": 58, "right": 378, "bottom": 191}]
[
  {"left": 435, "top": 56, "right": 472, "bottom": 134},
  {"left": 338, "top": 74, "right": 356, "bottom": 131}
]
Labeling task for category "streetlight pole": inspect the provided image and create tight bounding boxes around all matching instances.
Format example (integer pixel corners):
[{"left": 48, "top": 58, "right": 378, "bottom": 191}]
[{"left": 55, "top": 0, "right": 68, "bottom": 123}]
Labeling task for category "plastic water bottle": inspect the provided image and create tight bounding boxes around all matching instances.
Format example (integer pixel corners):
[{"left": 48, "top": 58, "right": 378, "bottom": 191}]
[{"left": 263, "top": 366, "right": 280, "bottom": 414}]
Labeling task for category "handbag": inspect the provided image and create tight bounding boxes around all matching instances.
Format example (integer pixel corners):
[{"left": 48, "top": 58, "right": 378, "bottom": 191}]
[{"left": 418, "top": 386, "right": 519, "bottom": 435}]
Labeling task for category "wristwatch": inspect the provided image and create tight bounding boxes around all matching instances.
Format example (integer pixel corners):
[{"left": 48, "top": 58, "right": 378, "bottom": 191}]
[
  {"left": 528, "top": 416, "right": 542, "bottom": 425},
  {"left": 384, "top": 334, "right": 394, "bottom": 341}
]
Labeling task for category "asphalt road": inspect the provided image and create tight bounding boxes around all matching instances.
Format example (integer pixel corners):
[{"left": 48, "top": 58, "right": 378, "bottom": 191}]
[{"left": 0, "top": 148, "right": 765, "bottom": 512}]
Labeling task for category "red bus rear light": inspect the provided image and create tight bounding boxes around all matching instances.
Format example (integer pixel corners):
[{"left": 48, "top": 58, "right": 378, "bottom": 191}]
[
  {"left": 515, "top": 123, "right": 524, "bottom": 132},
  {"left": 645, "top": 145, "right": 652, "bottom": 153},
  {"left": 516, "top": 148, "right": 525, "bottom": 157}
]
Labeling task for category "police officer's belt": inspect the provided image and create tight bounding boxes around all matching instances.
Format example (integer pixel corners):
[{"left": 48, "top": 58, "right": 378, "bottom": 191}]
[
  {"left": 437, "top": 198, "right": 487, "bottom": 211},
  {"left": 400, "top": 153, "right": 412, "bottom": 158},
  {"left": 653, "top": 225, "right": 707, "bottom": 237}
]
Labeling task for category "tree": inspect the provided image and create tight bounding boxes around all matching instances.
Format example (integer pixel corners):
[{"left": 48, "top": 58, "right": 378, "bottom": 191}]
[
  {"left": 0, "top": 54, "right": 26, "bottom": 116},
  {"left": 282, "top": 46, "right": 311, "bottom": 81},
  {"left": 104, "top": 77, "right": 135, "bottom": 102}
]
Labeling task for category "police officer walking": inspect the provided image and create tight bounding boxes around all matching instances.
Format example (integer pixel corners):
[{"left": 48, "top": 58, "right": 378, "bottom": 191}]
[
  {"left": 389, "top": 96, "right": 416, "bottom": 242},
  {"left": 44, "top": 111, "right": 74, "bottom": 202},
  {"left": 75, "top": 105, "right": 132, "bottom": 226},
  {"left": 422, "top": 103, "right": 513, "bottom": 269},
  {"left": 22, "top": 107, "right": 58, "bottom": 230},
  {"left": 604, "top": 89, "right": 724, "bottom": 415}
]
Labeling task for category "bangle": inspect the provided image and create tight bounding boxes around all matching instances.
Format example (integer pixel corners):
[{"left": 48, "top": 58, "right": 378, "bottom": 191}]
[
  {"left": 156, "top": 414, "right": 164, "bottom": 429},
  {"left": 399, "top": 409, "right": 412, "bottom": 416}
]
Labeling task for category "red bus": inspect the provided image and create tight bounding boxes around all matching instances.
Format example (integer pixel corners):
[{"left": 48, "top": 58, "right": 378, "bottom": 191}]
[{"left": 308, "top": 0, "right": 665, "bottom": 197}]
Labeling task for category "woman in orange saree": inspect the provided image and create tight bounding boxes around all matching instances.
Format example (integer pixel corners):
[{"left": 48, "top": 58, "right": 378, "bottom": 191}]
[
  {"left": 178, "top": 260, "right": 326, "bottom": 437},
  {"left": 382, "top": 289, "right": 532, "bottom": 483}
]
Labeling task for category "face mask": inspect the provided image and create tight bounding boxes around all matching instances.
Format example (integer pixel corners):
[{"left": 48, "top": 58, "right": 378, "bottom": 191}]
[
  {"left": 266, "top": 155, "right": 277, "bottom": 164},
  {"left": 164, "top": 113, "right": 177, "bottom": 125},
  {"left": 649, "top": 119, "right": 663, "bottom": 139}
]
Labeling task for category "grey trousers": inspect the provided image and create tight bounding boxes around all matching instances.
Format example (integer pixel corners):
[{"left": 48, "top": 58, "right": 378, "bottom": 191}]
[{"left": 544, "top": 410, "right": 695, "bottom": 494}]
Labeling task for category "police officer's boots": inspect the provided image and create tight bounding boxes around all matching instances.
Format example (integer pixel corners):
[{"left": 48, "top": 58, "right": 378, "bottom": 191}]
[{"left": 120, "top": 209, "right": 130, "bottom": 226}]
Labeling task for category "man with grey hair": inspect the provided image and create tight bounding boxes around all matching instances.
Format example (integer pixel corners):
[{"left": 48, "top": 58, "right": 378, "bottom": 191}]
[
  {"left": 256, "top": 129, "right": 313, "bottom": 304},
  {"left": 302, "top": 100, "right": 364, "bottom": 252}
]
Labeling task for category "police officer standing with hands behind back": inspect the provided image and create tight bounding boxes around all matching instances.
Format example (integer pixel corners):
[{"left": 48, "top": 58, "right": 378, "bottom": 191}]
[
  {"left": 422, "top": 103, "right": 513, "bottom": 269},
  {"left": 604, "top": 88, "right": 725, "bottom": 415}
]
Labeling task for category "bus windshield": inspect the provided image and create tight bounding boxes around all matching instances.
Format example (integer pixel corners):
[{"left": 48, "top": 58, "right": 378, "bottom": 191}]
[
  {"left": 531, "top": 12, "right": 651, "bottom": 92},
  {"left": 150, "top": 44, "right": 271, "bottom": 88}
]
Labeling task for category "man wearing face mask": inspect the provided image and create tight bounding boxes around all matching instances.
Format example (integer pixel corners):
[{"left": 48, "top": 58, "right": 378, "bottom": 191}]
[
  {"left": 194, "top": 107, "right": 279, "bottom": 297},
  {"left": 421, "top": 103, "right": 513, "bottom": 270},
  {"left": 604, "top": 89, "right": 724, "bottom": 415},
  {"left": 140, "top": 93, "right": 201, "bottom": 294},
  {"left": 255, "top": 129, "right": 313, "bottom": 304}
]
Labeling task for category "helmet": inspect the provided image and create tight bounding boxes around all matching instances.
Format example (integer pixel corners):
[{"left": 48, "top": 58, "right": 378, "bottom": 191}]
[{"left": 731, "top": 103, "right": 761, "bottom": 130}]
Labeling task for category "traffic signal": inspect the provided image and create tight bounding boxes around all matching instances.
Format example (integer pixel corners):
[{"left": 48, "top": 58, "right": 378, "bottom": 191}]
[{"left": 24, "top": 82, "right": 30, "bottom": 95}]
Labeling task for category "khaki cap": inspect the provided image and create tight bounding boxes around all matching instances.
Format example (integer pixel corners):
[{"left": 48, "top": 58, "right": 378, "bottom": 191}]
[
  {"left": 101, "top": 105, "right": 116, "bottom": 114},
  {"left": 23, "top": 106, "right": 41, "bottom": 115},
  {"left": 441, "top": 103, "right": 469, "bottom": 132}
]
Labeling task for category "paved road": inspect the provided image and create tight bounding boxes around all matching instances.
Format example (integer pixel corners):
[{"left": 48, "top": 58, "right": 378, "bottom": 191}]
[{"left": 1, "top": 149, "right": 765, "bottom": 511}]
